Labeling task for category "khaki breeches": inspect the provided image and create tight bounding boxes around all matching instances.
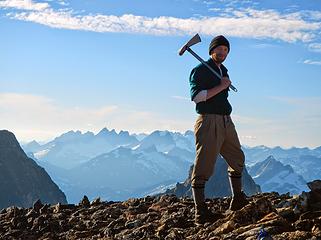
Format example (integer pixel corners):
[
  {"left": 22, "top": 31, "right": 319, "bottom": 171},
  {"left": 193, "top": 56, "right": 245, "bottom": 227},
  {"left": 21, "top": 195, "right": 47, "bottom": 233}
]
[{"left": 191, "top": 114, "right": 245, "bottom": 188}]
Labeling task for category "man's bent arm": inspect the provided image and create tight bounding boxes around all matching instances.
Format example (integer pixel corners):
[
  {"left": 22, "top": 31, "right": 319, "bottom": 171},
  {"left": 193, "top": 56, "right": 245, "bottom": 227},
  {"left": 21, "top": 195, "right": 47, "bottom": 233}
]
[{"left": 193, "top": 77, "right": 231, "bottom": 103}]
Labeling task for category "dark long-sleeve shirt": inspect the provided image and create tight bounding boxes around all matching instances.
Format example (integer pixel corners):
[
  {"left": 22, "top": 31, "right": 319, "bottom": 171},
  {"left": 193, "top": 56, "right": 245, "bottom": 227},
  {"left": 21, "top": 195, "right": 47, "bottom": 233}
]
[{"left": 189, "top": 58, "right": 232, "bottom": 115}]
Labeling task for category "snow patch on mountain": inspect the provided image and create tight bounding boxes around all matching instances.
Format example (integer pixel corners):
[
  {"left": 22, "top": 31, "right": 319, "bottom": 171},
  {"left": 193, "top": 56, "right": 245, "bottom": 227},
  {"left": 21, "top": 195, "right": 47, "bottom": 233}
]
[
  {"left": 249, "top": 156, "right": 308, "bottom": 194},
  {"left": 34, "top": 149, "right": 51, "bottom": 159}
]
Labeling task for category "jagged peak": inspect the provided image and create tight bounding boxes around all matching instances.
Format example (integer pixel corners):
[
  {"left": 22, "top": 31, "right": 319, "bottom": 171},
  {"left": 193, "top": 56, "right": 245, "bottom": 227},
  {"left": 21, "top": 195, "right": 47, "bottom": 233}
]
[
  {"left": 272, "top": 146, "right": 283, "bottom": 151},
  {"left": 254, "top": 145, "right": 269, "bottom": 150},
  {"left": 184, "top": 130, "right": 194, "bottom": 136},
  {"left": 263, "top": 155, "right": 283, "bottom": 168},
  {"left": 97, "top": 127, "right": 109, "bottom": 135},
  {"left": 151, "top": 130, "right": 170, "bottom": 137},
  {"left": 28, "top": 140, "right": 40, "bottom": 145},
  {"left": 148, "top": 130, "right": 172, "bottom": 138},
  {"left": 83, "top": 131, "right": 94, "bottom": 137},
  {"left": 53, "top": 130, "right": 83, "bottom": 143},
  {"left": 57, "top": 130, "right": 82, "bottom": 138},
  {"left": 96, "top": 128, "right": 117, "bottom": 137},
  {"left": 119, "top": 130, "right": 130, "bottom": 136}
]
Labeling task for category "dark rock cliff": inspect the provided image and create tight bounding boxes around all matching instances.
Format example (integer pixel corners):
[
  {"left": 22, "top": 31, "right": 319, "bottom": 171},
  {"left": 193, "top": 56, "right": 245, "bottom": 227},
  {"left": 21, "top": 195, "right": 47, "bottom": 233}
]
[{"left": 0, "top": 130, "right": 67, "bottom": 209}]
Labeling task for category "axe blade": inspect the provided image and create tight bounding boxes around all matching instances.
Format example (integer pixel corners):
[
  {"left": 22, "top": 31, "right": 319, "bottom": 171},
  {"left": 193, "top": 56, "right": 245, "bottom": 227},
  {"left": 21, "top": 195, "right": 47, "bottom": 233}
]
[{"left": 178, "top": 33, "right": 201, "bottom": 56}]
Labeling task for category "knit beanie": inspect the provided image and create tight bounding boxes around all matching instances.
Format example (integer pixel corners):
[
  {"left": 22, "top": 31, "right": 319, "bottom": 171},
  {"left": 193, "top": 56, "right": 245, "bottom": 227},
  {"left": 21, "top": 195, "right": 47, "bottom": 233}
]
[{"left": 209, "top": 35, "right": 230, "bottom": 55}]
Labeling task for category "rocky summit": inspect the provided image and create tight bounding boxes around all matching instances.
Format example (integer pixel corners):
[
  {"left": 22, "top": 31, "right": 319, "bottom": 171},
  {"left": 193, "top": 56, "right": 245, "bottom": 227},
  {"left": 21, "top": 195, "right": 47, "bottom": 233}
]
[{"left": 1, "top": 180, "right": 321, "bottom": 240}]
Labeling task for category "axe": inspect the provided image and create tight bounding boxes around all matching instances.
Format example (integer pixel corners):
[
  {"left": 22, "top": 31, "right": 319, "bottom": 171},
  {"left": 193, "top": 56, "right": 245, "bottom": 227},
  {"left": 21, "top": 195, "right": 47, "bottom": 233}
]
[{"left": 178, "top": 34, "right": 237, "bottom": 92}]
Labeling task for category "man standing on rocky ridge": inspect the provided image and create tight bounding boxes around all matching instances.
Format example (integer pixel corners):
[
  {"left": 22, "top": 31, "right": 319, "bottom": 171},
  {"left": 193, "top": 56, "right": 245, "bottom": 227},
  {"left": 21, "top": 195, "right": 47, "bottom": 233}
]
[{"left": 189, "top": 35, "right": 248, "bottom": 225}]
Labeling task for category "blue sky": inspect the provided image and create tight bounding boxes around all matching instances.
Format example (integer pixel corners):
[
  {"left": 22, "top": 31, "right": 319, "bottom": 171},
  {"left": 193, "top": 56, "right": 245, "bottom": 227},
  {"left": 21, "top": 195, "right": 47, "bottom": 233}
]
[{"left": 1, "top": 0, "right": 321, "bottom": 148}]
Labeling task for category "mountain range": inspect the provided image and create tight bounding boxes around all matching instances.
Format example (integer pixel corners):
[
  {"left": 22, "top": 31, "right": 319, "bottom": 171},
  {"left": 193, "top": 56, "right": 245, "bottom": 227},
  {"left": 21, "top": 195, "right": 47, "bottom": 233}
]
[
  {"left": 23, "top": 128, "right": 139, "bottom": 169},
  {"left": 22, "top": 129, "right": 195, "bottom": 202},
  {"left": 242, "top": 145, "right": 321, "bottom": 182},
  {"left": 20, "top": 128, "right": 321, "bottom": 203}
]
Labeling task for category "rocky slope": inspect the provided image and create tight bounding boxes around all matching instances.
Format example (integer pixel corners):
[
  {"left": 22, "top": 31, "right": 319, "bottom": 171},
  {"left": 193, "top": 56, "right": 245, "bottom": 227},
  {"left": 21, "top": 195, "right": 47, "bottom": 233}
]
[
  {"left": 0, "top": 130, "right": 67, "bottom": 209},
  {"left": 1, "top": 180, "right": 321, "bottom": 239}
]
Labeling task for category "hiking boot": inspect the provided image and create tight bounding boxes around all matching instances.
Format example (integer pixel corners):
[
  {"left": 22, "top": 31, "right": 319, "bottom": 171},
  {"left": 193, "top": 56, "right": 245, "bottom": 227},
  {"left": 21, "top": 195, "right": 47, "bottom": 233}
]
[
  {"left": 229, "top": 191, "right": 249, "bottom": 211},
  {"left": 195, "top": 205, "right": 221, "bottom": 225},
  {"left": 192, "top": 186, "right": 223, "bottom": 225},
  {"left": 228, "top": 175, "right": 249, "bottom": 211}
]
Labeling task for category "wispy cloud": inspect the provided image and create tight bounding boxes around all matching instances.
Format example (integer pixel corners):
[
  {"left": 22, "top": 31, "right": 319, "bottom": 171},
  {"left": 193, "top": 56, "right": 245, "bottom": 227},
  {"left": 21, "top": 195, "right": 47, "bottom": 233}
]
[
  {"left": 308, "top": 43, "right": 321, "bottom": 53},
  {"left": 56, "top": 0, "right": 68, "bottom": 6},
  {"left": 1, "top": 1, "right": 320, "bottom": 43},
  {"left": 251, "top": 43, "right": 276, "bottom": 49},
  {"left": 299, "top": 10, "right": 321, "bottom": 21},
  {"left": 217, "top": 0, "right": 258, "bottom": 8},
  {"left": 0, "top": 0, "right": 49, "bottom": 11},
  {"left": 303, "top": 59, "right": 321, "bottom": 65}
]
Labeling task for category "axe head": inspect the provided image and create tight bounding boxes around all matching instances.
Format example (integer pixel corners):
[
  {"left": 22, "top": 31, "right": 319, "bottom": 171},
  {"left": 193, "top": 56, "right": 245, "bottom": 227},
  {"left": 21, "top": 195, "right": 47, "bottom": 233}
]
[{"left": 178, "top": 33, "right": 201, "bottom": 56}]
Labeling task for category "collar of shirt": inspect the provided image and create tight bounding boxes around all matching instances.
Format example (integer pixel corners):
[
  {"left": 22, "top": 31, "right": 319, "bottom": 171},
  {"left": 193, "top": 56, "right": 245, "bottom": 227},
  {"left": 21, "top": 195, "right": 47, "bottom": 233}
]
[{"left": 206, "top": 58, "right": 227, "bottom": 77}]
